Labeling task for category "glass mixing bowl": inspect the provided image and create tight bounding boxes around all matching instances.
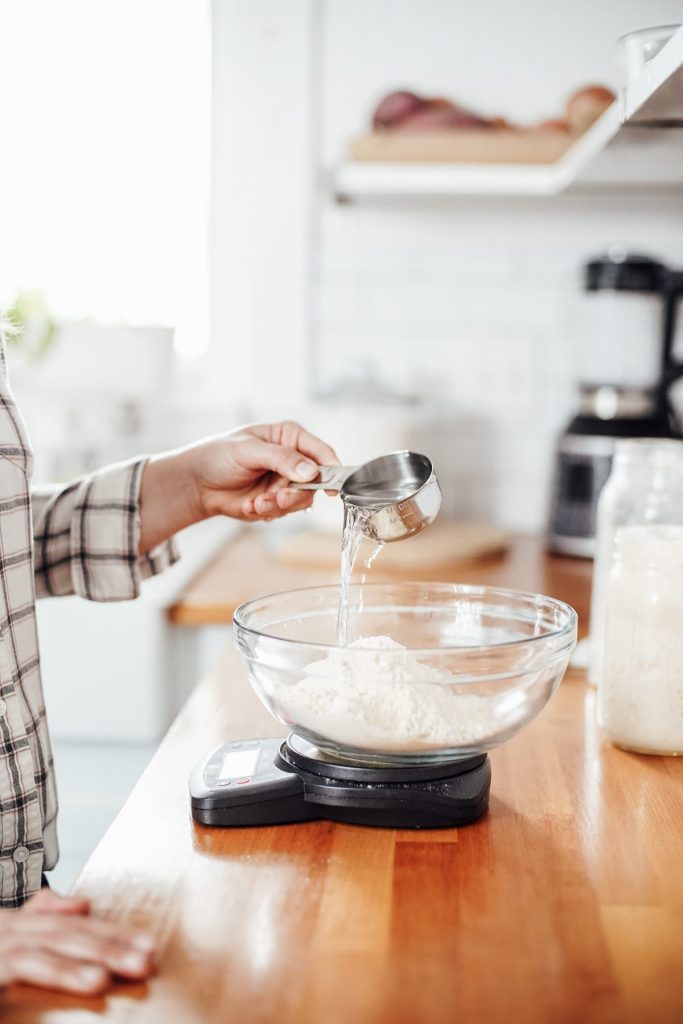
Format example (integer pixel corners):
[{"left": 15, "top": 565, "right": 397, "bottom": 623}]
[{"left": 233, "top": 582, "right": 577, "bottom": 765}]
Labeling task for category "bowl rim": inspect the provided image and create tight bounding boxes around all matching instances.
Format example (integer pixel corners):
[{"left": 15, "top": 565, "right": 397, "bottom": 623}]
[{"left": 232, "top": 581, "right": 578, "bottom": 655}]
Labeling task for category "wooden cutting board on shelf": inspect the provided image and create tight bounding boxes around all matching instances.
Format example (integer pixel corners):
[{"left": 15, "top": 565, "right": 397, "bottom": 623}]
[
  {"left": 274, "top": 520, "right": 508, "bottom": 577},
  {"left": 349, "top": 130, "right": 573, "bottom": 164}
]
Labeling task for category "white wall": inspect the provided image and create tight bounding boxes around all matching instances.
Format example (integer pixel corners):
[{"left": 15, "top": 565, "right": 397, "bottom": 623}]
[
  {"left": 210, "top": 0, "right": 683, "bottom": 532},
  {"left": 316, "top": 193, "right": 683, "bottom": 529},
  {"left": 314, "top": 0, "right": 683, "bottom": 530},
  {"left": 320, "top": 0, "right": 683, "bottom": 163},
  {"left": 210, "top": 0, "right": 320, "bottom": 408}
]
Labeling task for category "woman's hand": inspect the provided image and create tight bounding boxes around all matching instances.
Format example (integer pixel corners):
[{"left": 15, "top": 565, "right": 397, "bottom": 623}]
[
  {"left": 0, "top": 889, "right": 156, "bottom": 995},
  {"left": 139, "top": 421, "right": 339, "bottom": 553},
  {"left": 186, "top": 421, "right": 339, "bottom": 521}
]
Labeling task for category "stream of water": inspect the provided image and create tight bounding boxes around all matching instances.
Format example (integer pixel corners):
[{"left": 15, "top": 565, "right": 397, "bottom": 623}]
[{"left": 336, "top": 503, "right": 383, "bottom": 646}]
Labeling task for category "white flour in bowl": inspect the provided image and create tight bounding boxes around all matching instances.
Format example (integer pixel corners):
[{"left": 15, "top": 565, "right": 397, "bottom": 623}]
[{"left": 278, "top": 636, "right": 499, "bottom": 752}]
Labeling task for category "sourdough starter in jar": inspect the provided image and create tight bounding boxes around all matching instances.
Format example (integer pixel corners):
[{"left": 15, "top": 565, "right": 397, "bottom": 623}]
[
  {"left": 599, "top": 525, "right": 683, "bottom": 754},
  {"left": 589, "top": 439, "right": 683, "bottom": 686}
]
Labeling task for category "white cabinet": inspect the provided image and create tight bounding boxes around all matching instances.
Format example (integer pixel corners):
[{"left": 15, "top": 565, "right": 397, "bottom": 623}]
[{"left": 38, "top": 518, "right": 235, "bottom": 743}]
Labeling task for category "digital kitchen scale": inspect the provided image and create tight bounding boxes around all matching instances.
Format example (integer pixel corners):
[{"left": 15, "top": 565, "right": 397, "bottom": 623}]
[{"left": 189, "top": 735, "right": 491, "bottom": 829}]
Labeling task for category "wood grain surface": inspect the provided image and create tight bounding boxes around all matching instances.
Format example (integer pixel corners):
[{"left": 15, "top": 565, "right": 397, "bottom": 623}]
[
  {"left": 167, "top": 528, "right": 579, "bottom": 626},
  {"left": 273, "top": 521, "right": 508, "bottom": 574},
  {"left": 6, "top": 538, "right": 683, "bottom": 1024},
  {"left": 348, "top": 130, "right": 574, "bottom": 164}
]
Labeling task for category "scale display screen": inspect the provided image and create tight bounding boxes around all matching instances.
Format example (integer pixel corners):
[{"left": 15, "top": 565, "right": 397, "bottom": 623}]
[{"left": 218, "top": 748, "right": 259, "bottom": 782}]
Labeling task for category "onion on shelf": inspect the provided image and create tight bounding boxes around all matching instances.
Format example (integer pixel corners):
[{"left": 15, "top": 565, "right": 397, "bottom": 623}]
[
  {"left": 354, "top": 84, "right": 616, "bottom": 166},
  {"left": 368, "top": 84, "right": 616, "bottom": 138},
  {"left": 566, "top": 85, "right": 617, "bottom": 134}
]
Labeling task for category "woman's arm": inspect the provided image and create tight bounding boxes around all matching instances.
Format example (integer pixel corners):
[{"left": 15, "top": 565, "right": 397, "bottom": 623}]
[
  {"left": 32, "top": 461, "right": 177, "bottom": 601},
  {"left": 33, "top": 421, "right": 338, "bottom": 598}
]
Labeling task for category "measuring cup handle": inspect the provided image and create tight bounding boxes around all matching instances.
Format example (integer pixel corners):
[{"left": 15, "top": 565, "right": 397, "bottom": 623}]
[{"left": 288, "top": 465, "right": 358, "bottom": 492}]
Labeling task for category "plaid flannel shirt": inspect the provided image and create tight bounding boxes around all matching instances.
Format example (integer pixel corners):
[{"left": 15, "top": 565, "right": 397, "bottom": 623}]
[{"left": 0, "top": 335, "right": 178, "bottom": 907}]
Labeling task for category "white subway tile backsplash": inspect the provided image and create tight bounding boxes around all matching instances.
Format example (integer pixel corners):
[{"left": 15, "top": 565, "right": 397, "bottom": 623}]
[
  {"left": 315, "top": 194, "right": 683, "bottom": 531},
  {"left": 314, "top": 0, "right": 683, "bottom": 533}
]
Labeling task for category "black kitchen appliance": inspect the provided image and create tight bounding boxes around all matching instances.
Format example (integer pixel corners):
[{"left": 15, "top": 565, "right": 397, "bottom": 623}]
[
  {"left": 190, "top": 735, "right": 491, "bottom": 829},
  {"left": 548, "top": 252, "right": 683, "bottom": 558}
]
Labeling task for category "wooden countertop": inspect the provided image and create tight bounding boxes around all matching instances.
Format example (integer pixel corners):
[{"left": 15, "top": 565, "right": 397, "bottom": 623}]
[
  {"left": 8, "top": 538, "right": 683, "bottom": 1023},
  {"left": 167, "top": 527, "right": 593, "bottom": 626}
]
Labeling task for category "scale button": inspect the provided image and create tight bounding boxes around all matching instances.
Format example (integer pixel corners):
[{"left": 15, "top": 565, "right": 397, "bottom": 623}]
[
  {"left": 236, "top": 778, "right": 250, "bottom": 785},
  {"left": 217, "top": 779, "right": 234, "bottom": 787}
]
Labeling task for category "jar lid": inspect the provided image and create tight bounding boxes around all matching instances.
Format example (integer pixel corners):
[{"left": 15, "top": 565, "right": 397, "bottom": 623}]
[{"left": 585, "top": 251, "right": 667, "bottom": 293}]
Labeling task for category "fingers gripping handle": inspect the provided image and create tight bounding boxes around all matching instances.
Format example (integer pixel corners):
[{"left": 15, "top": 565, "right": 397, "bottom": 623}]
[{"left": 288, "top": 465, "right": 358, "bottom": 492}]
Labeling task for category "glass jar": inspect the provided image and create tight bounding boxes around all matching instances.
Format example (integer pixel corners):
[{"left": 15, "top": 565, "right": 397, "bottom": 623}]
[
  {"left": 599, "top": 525, "right": 683, "bottom": 754},
  {"left": 589, "top": 439, "right": 683, "bottom": 686}
]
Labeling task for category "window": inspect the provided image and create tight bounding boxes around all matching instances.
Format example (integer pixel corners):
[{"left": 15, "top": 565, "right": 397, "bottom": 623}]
[{"left": 0, "top": 0, "right": 211, "bottom": 356}]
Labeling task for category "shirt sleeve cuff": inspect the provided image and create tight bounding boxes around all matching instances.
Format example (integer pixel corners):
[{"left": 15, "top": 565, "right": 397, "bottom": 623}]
[{"left": 70, "top": 458, "right": 180, "bottom": 602}]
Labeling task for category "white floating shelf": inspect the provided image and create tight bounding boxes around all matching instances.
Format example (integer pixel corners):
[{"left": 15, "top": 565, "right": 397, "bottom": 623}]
[
  {"left": 331, "top": 26, "right": 683, "bottom": 199},
  {"left": 332, "top": 161, "right": 560, "bottom": 197}
]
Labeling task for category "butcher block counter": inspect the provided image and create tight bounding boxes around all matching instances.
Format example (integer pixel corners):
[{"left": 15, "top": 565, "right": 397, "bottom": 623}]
[{"left": 7, "top": 534, "right": 683, "bottom": 1024}]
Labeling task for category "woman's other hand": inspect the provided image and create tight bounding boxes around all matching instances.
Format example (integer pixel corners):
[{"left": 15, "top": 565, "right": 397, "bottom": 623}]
[{"left": 0, "top": 889, "right": 156, "bottom": 995}]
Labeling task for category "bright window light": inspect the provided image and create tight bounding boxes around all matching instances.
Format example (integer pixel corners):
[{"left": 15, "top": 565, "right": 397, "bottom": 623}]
[{"left": 0, "top": 0, "right": 211, "bottom": 356}]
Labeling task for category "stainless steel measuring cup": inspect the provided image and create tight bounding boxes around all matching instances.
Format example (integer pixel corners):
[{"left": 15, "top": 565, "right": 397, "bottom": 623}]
[{"left": 290, "top": 451, "right": 441, "bottom": 542}]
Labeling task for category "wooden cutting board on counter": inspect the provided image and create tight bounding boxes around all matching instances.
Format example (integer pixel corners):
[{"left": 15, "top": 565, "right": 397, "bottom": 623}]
[{"left": 274, "top": 520, "right": 508, "bottom": 576}]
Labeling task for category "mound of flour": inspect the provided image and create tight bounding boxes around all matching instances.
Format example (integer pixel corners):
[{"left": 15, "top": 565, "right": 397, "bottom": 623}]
[{"left": 278, "top": 636, "right": 498, "bottom": 752}]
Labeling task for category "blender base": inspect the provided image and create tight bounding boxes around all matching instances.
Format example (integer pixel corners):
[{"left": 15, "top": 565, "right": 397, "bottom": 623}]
[{"left": 190, "top": 735, "right": 491, "bottom": 830}]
